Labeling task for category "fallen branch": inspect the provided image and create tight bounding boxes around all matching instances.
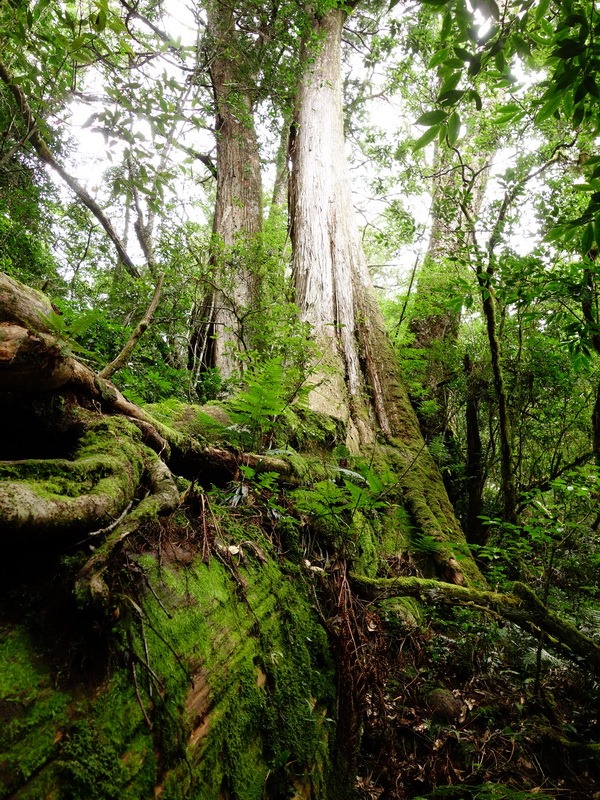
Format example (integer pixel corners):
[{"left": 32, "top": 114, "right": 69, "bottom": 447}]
[{"left": 350, "top": 574, "right": 600, "bottom": 670}]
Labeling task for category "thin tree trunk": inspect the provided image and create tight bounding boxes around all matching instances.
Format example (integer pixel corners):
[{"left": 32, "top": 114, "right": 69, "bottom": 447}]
[
  {"left": 477, "top": 264, "right": 518, "bottom": 523},
  {"left": 464, "top": 353, "right": 486, "bottom": 544},
  {"left": 271, "top": 116, "right": 290, "bottom": 210},
  {"left": 581, "top": 266, "right": 600, "bottom": 464},
  {"left": 409, "top": 138, "right": 490, "bottom": 442}
]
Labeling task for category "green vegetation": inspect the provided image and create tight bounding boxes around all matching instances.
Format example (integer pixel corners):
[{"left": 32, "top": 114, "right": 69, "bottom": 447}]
[{"left": 2, "top": 0, "right": 600, "bottom": 797}]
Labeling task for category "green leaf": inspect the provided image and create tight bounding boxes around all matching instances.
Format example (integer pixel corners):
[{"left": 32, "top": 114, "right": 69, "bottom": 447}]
[
  {"left": 593, "top": 216, "right": 600, "bottom": 247},
  {"left": 413, "top": 125, "right": 441, "bottom": 151},
  {"left": 470, "top": 90, "right": 483, "bottom": 110},
  {"left": 441, "top": 10, "right": 452, "bottom": 39},
  {"left": 581, "top": 221, "right": 594, "bottom": 253},
  {"left": 535, "top": 0, "right": 551, "bottom": 22},
  {"left": 496, "top": 103, "right": 521, "bottom": 115},
  {"left": 443, "top": 57, "right": 467, "bottom": 69},
  {"left": 535, "top": 92, "right": 563, "bottom": 123},
  {"left": 574, "top": 180, "right": 600, "bottom": 191},
  {"left": 438, "top": 71, "right": 462, "bottom": 95},
  {"left": 553, "top": 38, "right": 586, "bottom": 57},
  {"left": 476, "top": 0, "right": 500, "bottom": 20},
  {"left": 468, "top": 54, "right": 482, "bottom": 75},
  {"left": 494, "top": 49, "right": 507, "bottom": 72},
  {"left": 415, "top": 110, "right": 448, "bottom": 126},
  {"left": 573, "top": 101, "right": 585, "bottom": 127},
  {"left": 495, "top": 110, "right": 525, "bottom": 125},
  {"left": 453, "top": 45, "right": 472, "bottom": 61},
  {"left": 529, "top": 30, "right": 553, "bottom": 46},
  {"left": 438, "top": 89, "right": 465, "bottom": 106},
  {"left": 512, "top": 35, "right": 530, "bottom": 58},
  {"left": 447, "top": 111, "right": 461, "bottom": 144},
  {"left": 428, "top": 48, "right": 449, "bottom": 68},
  {"left": 563, "top": 12, "right": 587, "bottom": 26},
  {"left": 562, "top": 88, "right": 574, "bottom": 118}
]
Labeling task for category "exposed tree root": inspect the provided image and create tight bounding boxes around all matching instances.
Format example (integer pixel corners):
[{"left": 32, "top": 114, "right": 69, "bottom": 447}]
[
  {"left": 0, "top": 414, "right": 147, "bottom": 536},
  {"left": 74, "top": 452, "right": 180, "bottom": 607},
  {"left": 350, "top": 574, "right": 600, "bottom": 670}
]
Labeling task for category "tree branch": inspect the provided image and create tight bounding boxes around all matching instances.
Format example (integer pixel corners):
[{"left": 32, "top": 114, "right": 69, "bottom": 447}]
[
  {"left": 99, "top": 273, "right": 165, "bottom": 379},
  {"left": 0, "top": 58, "right": 141, "bottom": 278},
  {"left": 350, "top": 574, "right": 600, "bottom": 670}
]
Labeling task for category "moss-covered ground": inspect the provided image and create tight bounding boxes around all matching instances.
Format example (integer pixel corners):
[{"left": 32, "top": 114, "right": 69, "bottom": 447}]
[{"left": 0, "top": 493, "right": 337, "bottom": 800}]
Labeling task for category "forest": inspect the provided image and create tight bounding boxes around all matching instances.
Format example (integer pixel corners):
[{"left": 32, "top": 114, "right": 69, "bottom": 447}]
[{"left": 1, "top": 0, "right": 600, "bottom": 797}]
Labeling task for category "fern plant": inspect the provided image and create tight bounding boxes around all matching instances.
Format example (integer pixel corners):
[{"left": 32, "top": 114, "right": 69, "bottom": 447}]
[{"left": 227, "top": 357, "right": 309, "bottom": 451}]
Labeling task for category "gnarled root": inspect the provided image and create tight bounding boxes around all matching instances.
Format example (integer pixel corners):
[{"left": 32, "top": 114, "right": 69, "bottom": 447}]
[
  {"left": 75, "top": 451, "right": 180, "bottom": 608},
  {"left": 0, "top": 414, "right": 147, "bottom": 537}
]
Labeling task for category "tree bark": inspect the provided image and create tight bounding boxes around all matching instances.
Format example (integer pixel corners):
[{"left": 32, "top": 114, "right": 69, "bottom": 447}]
[
  {"left": 188, "top": 0, "right": 263, "bottom": 382},
  {"left": 290, "top": 8, "right": 401, "bottom": 445}
]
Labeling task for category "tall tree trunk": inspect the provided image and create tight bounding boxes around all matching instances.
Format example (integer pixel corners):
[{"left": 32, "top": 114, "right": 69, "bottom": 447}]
[
  {"left": 188, "top": 0, "right": 263, "bottom": 382},
  {"left": 289, "top": 11, "right": 484, "bottom": 783},
  {"left": 290, "top": 8, "right": 399, "bottom": 447},
  {"left": 289, "top": 7, "right": 481, "bottom": 577}
]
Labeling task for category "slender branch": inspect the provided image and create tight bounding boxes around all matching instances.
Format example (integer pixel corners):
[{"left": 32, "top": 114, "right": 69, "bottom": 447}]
[
  {"left": 0, "top": 58, "right": 141, "bottom": 278},
  {"left": 119, "top": 0, "right": 184, "bottom": 54},
  {"left": 99, "top": 273, "right": 164, "bottom": 379}
]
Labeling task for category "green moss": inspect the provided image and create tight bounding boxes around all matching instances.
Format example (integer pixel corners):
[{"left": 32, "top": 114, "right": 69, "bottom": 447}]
[
  {"left": 0, "top": 415, "right": 146, "bottom": 530},
  {"left": 126, "top": 537, "right": 336, "bottom": 800},
  {"left": 5, "top": 531, "right": 333, "bottom": 799},
  {"left": 144, "top": 399, "right": 229, "bottom": 444},
  {"left": 56, "top": 721, "right": 128, "bottom": 800},
  {"left": 378, "top": 597, "right": 423, "bottom": 628},
  {"left": 0, "top": 627, "right": 70, "bottom": 798},
  {"left": 351, "top": 513, "right": 379, "bottom": 577},
  {"left": 379, "top": 504, "right": 413, "bottom": 557},
  {"left": 279, "top": 406, "right": 344, "bottom": 453}
]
